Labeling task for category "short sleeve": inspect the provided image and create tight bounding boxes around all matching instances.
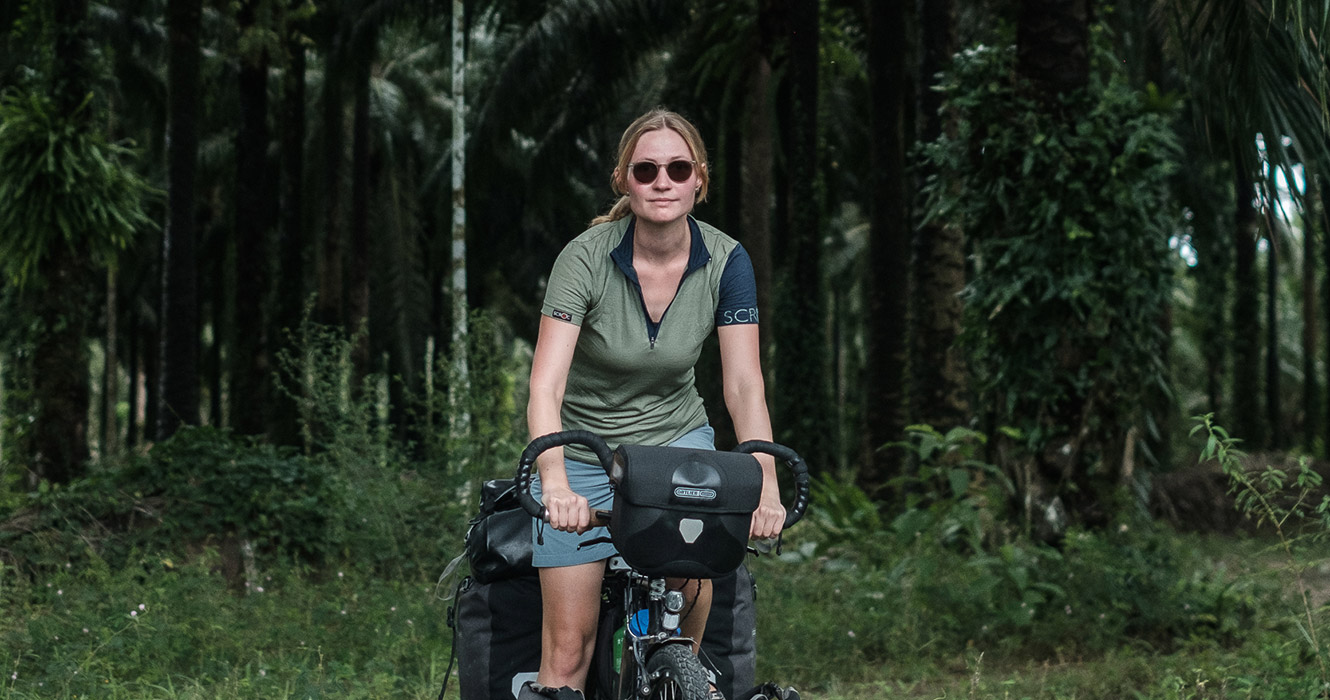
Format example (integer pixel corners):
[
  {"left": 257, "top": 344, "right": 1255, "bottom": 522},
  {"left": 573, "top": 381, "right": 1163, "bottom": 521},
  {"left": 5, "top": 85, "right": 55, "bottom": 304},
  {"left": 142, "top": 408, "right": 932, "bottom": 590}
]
[
  {"left": 540, "top": 241, "right": 594, "bottom": 325},
  {"left": 716, "top": 244, "right": 759, "bottom": 326}
]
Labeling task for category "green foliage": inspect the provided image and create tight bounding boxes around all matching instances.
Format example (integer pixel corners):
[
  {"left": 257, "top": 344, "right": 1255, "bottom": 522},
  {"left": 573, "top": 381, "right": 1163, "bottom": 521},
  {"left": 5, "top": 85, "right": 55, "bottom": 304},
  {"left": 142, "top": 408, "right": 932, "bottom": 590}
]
[
  {"left": 122, "top": 426, "right": 339, "bottom": 561},
  {"left": 0, "top": 427, "right": 339, "bottom": 579},
  {"left": 0, "top": 557, "right": 451, "bottom": 699},
  {"left": 886, "top": 425, "right": 1013, "bottom": 553},
  {"left": 774, "top": 424, "right": 1249, "bottom": 683},
  {"left": 920, "top": 41, "right": 1182, "bottom": 522},
  {"left": 1193, "top": 413, "right": 1330, "bottom": 689},
  {"left": 0, "top": 88, "right": 156, "bottom": 286},
  {"left": 271, "top": 309, "right": 521, "bottom": 578}
]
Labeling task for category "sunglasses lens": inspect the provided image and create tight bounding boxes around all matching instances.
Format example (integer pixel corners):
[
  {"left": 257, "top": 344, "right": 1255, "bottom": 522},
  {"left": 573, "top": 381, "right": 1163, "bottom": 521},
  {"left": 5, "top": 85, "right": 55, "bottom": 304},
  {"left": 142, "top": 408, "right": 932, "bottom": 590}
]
[
  {"left": 666, "top": 160, "right": 693, "bottom": 182},
  {"left": 631, "top": 162, "right": 659, "bottom": 184},
  {"left": 629, "top": 160, "right": 694, "bottom": 184}
]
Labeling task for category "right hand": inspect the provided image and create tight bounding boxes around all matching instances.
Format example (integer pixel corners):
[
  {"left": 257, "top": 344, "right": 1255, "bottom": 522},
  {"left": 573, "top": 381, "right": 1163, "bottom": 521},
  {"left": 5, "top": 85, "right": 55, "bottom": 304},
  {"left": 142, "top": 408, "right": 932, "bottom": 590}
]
[{"left": 541, "top": 484, "right": 593, "bottom": 534}]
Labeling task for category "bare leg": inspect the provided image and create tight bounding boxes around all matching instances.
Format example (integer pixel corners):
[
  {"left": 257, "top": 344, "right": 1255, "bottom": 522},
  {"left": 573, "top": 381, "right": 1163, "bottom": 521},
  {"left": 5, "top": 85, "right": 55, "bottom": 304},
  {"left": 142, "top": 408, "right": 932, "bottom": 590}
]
[
  {"left": 670, "top": 577, "right": 713, "bottom": 654},
  {"left": 538, "top": 561, "right": 607, "bottom": 691}
]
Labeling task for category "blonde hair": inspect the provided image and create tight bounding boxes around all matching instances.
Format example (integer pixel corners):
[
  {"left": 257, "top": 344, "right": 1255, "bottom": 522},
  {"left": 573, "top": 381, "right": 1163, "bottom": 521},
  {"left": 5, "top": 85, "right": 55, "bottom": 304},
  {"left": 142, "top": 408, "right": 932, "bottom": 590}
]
[{"left": 590, "top": 108, "right": 710, "bottom": 226}]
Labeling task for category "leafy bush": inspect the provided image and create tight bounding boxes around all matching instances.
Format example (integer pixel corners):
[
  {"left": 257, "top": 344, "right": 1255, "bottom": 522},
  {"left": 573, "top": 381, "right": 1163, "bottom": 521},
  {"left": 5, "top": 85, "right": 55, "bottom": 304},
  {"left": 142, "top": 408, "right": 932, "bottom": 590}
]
[
  {"left": 764, "top": 424, "right": 1259, "bottom": 686},
  {"left": 122, "top": 426, "right": 339, "bottom": 560},
  {"left": 0, "top": 426, "right": 340, "bottom": 583},
  {"left": 921, "top": 39, "right": 1181, "bottom": 527}
]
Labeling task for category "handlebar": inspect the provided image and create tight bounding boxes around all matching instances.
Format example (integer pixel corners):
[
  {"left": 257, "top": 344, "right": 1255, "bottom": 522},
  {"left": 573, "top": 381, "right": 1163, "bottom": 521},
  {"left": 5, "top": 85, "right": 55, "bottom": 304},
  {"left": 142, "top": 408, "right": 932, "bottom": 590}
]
[
  {"left": 515, "top": 430, "right": 615, "bottom": 522},
  {"left": 516, "top": 430, "right": 812, "bottom": 532},
  {"left": 732, "top": 440, "right": 812, "bottom": 530}
]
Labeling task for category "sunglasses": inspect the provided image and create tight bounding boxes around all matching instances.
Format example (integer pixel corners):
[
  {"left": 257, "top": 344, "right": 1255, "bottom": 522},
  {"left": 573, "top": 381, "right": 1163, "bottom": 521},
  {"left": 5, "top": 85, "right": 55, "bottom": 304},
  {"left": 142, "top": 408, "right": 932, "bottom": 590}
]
[{"left": 628, "top": 159, "right": 696, "bottom": 185}]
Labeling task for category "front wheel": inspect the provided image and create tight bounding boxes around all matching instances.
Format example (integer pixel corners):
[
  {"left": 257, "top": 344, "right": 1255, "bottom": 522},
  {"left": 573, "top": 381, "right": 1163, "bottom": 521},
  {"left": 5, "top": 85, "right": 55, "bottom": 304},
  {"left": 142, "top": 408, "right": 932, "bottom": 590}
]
[{"left": 643, "top": 644, "right": 709, "bottom": 700}]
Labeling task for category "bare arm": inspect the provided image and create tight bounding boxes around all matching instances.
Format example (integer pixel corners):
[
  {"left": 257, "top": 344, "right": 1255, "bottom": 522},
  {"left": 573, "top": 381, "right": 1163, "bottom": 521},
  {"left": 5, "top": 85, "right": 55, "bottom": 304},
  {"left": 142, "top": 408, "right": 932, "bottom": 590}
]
[
  {"left": 717, "top": 323, "right": 785, "bottom": 540},
  {"left": 527, "top": 315, "right": 592, "bottom": 533}
]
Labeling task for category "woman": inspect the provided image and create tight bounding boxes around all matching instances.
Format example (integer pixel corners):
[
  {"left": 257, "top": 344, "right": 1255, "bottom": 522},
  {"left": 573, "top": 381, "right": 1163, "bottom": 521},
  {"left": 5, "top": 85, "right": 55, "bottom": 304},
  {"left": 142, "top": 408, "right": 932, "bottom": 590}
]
[{"left": 523, "top": 108, "right": 784, "bottom": 700}]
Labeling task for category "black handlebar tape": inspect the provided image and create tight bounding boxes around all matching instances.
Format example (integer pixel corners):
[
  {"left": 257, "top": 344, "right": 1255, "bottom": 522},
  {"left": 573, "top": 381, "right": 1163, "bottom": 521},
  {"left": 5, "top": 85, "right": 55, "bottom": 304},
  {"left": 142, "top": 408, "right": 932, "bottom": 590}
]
[
  {"left": 516, "top": 430, "right": 615, "bottom": 520},
  {"left": 732, "top": 440, "right": 812, "bottom": 530}
]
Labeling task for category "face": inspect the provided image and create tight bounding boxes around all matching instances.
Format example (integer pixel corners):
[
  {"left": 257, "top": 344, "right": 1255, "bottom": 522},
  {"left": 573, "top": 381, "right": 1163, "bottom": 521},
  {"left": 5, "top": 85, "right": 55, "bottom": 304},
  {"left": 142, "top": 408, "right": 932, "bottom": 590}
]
[{"left": 619, "top": 128, "right": 701, "bottom": 228}]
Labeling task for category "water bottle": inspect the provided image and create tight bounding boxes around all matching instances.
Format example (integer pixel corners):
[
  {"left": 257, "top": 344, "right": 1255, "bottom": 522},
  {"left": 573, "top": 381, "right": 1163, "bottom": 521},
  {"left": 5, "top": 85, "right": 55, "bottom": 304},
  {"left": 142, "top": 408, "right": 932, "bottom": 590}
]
[{"left": 613, "top": 609, "right": 652, "bottom": 671}]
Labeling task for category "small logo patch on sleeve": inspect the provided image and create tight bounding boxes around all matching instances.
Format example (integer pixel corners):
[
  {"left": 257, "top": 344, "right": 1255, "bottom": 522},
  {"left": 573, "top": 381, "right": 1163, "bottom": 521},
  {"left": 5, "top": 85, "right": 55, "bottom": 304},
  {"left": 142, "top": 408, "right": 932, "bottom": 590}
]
[{"left": 550, "top": 308, "right": 573, "bottom": 322}]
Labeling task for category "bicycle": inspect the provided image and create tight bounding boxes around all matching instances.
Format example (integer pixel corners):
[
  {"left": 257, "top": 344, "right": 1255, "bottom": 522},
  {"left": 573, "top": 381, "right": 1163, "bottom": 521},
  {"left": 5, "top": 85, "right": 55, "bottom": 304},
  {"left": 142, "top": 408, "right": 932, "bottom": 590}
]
[{"left": 515, "top": 429, "right": 811, "bottom": 700}]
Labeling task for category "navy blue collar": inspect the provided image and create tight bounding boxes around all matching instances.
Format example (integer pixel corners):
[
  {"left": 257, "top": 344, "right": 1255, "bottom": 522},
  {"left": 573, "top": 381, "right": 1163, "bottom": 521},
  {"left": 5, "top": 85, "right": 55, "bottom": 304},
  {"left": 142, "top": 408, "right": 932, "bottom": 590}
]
[{"left": 609, "top": 216, "right": 712, "bottom": 284}]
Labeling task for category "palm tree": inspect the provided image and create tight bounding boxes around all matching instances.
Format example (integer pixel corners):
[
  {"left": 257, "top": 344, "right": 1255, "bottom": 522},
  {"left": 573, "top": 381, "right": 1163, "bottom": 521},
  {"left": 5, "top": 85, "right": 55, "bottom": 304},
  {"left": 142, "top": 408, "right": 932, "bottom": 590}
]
[
  {"left": 863, "top": 0, "right": 911, "bottom": 492},
  {"left": 770, "top": 0, "right": 833, "bottom": 471},
  {"left": 157, "top": 0, "right": 203, "bottom": 440},
  {"left": 1164, "top": 0, "right": 1330, "bottom": 448},
  {"left": 0, "top": 1, "right": 153, "bottom": 481},
  {"left": 909, "top": 0, "right": 968, "bottom": 441},
  {"left": 230, "top": 0, "right": 277, "bottom": 437}
]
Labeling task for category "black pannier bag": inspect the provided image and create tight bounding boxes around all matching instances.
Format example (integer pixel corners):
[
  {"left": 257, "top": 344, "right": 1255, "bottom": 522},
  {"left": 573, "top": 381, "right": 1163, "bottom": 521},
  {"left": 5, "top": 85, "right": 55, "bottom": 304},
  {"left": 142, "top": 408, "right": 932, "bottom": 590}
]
[
  {"left": 464, "top": 478, "right": 535, "bottom": 584},
  {"left": 455, "top": 565, "right": 758, "bottom": 700},
  {"left": 455, "top": 573, "right": 543, "bottom": 700},
  {"left": 607, "top": 445, "right": 762, "bottom": 579}
]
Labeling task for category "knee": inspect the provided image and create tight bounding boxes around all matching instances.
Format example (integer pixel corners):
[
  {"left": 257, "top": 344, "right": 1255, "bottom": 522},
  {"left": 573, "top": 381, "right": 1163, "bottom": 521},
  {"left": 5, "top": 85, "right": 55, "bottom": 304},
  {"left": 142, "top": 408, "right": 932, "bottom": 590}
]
[{"left": 543, "top": 625, "right": 596, "bottom": 676}]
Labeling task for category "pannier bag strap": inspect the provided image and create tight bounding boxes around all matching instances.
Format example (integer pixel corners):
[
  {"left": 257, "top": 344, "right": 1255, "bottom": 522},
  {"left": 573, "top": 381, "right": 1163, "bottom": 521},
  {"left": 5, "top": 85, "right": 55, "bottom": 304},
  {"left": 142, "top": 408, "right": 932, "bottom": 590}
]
[
  {"left": 516, "top": 430, "right": 615, "bottom": 522},
  {"left": 731, "top": 440, "right": 811, "bottom": 530}
]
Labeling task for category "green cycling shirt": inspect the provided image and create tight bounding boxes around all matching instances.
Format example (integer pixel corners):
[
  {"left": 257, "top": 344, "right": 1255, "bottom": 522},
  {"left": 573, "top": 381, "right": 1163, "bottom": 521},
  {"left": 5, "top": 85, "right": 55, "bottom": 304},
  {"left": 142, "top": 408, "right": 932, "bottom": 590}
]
[{"left": 540, "top": 215, "right": 759, "bottom": 463}]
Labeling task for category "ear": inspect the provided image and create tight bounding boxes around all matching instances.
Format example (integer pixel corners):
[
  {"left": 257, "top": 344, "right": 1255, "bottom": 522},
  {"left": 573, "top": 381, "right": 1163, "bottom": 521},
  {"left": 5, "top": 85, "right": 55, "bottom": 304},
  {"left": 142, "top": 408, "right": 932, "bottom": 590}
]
[{"left": 611, "top": 167, "right": 625, "bottom": 195}]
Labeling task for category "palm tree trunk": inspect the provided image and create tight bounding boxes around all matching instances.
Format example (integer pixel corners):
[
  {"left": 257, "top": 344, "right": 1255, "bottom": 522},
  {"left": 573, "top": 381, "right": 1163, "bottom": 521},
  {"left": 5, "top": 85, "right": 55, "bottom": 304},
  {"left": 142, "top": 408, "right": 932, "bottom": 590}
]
[
  {"left": 1304, "top": 180, "right": 1320, "bottom": 453},
  {"left": 910, "top": 0, "right": 968, "bottom": 434},
  {"left": 863, "top": 0, "right": 911, "bottom": 493},
  {"left": 1016, "top": 0, "right": 1090, "bottom": 100},
  {"left": 348, "top": 40, "right": 372, "bottom": 394},
  {"left": 271, "top": 24, "right": 307, "bottom": 448},
  {"left": 104, "top": 269, "right": 118, "bottom": 455},
  {"left": 30, "top": 0, "right": 95, "bottom": 481},
  {"left": 1232, "top": 165, "right": 1263, "bottom": 445},
  {"left": 316, "top": 41, "right": 346, "bottom": 330},
  {"left": 743, "top": 1, "right": 776, "bottom": 356},
  {"left": 157, "top": 0, "right": 202, "bottom": 440},
  {"left": 231, "top": 0, "right": 273, "bottom": 436},
  {"left": 771, "top": 0, "right": 831, "bottom": 471},
  {"left": 1263, "top": 204, "right": 1282, "bottom": 447}
]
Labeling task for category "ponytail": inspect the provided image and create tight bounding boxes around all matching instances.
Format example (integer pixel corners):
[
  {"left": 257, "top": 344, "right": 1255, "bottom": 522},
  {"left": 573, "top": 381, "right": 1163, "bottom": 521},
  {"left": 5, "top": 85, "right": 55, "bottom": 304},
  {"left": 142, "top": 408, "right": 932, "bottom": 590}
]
[{"left": 589, "top": 195, "right": 633, "bottom": 226}]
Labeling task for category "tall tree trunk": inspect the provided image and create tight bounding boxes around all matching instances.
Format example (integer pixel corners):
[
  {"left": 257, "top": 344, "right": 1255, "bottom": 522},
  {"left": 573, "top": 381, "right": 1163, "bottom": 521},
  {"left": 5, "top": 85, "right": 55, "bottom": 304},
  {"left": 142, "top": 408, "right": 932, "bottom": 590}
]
[
  {"left": 1232, "top": 165, "right": 1263, "bottom": 445},
  {"left": 863, "top": 0, "right": 911, "bottom": 493},
  {"left": 271, "top": 25, "right": 307, "bottom": 448},
  {"left": 104, "top": 269, "right": 118, "bottom": 455},
  {"left": 910, "top": 0, "right": 967, "bottom": 432},
  {"left": 1264, "top": 206, "right": 1282, "bottom": 447},
  {"left": 31, "top": 0, "right": 95, "bottom": 482},
  {"left": 771, "top": 0, "right": 831, "bottom": 471},
  {"left": 1304, "top": 181, "right": 1320, "bottom": 453},
  {"left": 449, "top": 0, "right": 471, "bottom": 439},
  {"left": 743, "top": 0, "right": 777, "bottom": 357},
  {"left": 231, "top": 0, "right": 274, "bottom": 436},
  {"left": 157, "top": 0, "right": 203, "bottom": 440},
  {"left": 1016, "top": 0, "right": 1090, "bottom": 101},
  {"left": 348, "top": 39, "right": 372, "bottom": 394},
  {"left": 1011, "top": 0, "right": 1093, "bottom": 533},
  {"left": 1323, "top": 178, "right": 1330, "bottom": 457},
  {"left": 316, "top": 39, "right": 346, "bottom": 330}
]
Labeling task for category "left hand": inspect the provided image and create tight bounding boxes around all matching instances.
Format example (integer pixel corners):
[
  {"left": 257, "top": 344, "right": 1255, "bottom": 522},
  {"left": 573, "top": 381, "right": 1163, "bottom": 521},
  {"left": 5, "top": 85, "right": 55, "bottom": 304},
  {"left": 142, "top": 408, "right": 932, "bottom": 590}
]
[{"left": 750, "top": 491, "right": 785, "bottom": 541}]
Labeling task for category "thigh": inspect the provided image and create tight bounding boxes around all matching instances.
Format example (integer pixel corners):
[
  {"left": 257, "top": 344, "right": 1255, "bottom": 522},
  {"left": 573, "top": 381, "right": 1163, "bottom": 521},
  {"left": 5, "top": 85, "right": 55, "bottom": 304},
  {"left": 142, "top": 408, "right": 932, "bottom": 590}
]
[
  {"left": 531, "top": 456, "right": 617, "bottom": 567},
  {"left": 539, "top": 561, "right": 607, "bottom": 640}
]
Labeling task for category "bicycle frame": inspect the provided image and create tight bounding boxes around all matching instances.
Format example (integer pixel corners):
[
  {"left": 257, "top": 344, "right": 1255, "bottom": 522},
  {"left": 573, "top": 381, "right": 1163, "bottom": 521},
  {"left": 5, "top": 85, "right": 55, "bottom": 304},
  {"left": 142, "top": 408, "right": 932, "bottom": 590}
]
[{"left": 515, "top": 430, "right": 810, "bottom": 700}]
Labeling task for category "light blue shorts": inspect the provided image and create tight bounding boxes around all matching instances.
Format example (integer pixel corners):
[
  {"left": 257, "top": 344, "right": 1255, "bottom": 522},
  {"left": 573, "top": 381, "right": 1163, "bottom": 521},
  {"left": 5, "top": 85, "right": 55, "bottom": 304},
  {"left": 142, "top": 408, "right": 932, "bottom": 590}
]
[{"left": 530, "top": 423, "right": 717, "bottom": 568}]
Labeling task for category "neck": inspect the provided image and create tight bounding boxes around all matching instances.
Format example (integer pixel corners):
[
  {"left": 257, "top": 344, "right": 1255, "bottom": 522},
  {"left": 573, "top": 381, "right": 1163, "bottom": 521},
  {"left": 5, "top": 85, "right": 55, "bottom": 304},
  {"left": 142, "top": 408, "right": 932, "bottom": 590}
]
[{"left": 633, "top": 216, "right": 690, "bottom": 262}]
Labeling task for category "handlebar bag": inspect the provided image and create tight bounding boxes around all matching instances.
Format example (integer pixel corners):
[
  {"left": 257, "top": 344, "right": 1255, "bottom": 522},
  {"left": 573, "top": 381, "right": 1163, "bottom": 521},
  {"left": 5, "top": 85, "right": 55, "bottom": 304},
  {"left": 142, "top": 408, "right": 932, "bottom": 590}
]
[{"left": 608, "top": 445, "right": 762, "bottom": 578}]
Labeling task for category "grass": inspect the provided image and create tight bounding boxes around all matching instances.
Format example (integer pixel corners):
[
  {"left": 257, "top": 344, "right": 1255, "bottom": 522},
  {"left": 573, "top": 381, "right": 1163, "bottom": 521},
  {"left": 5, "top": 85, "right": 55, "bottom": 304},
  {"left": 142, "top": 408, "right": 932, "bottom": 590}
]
[{"left": 0, "top": 530, "right": 1324, "bottom": 699}]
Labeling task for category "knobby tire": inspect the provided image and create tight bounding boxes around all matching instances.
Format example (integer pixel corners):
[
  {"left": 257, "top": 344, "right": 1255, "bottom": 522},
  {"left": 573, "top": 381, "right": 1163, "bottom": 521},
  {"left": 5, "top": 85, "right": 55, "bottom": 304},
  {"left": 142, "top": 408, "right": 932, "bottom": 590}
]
[{"left": 644, "top": 645, "right": 709, "bottom": 700}]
